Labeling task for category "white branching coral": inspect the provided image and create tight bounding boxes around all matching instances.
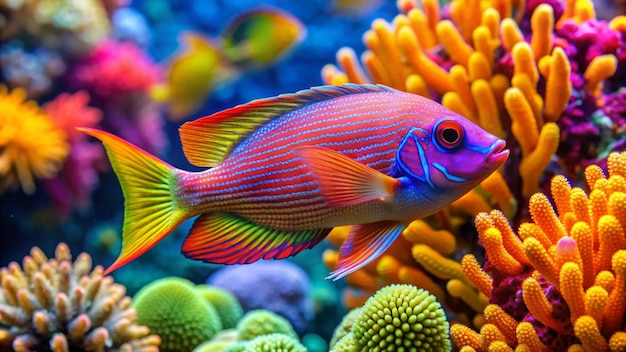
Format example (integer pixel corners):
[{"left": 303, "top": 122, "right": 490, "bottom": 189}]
[{"left": 0, "top": 243, "right": 161, "bottom": 352}]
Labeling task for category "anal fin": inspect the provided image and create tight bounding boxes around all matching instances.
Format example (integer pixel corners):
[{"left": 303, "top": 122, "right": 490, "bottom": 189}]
[
  {"left": 182, "top": 212, "right": 331, "bottom": 264},
  {"left": 327, "top": 221, "right": 406, "bottom": 280}
]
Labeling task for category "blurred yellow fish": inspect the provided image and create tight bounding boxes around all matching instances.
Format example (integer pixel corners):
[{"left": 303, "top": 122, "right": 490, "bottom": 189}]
[
  {"left": 151, "top": 32, "right": 239, "bottom": 120},
  {"left": 153, "top": 6, "right": 306, "bottom": 121},
  {"left": 331, "top": 0, "right": 386, "bottom": 18},
  {"left": 221, "top": 6, "right": 307, "bottom": 69}
]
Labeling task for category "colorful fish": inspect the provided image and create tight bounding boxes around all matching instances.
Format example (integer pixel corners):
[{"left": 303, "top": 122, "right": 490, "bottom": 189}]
[
  {"left": 221, "top": 6, "right": 307, "bottom": 69},
  {"left": 79, "top": 84, "right": 509, "bottom": 280},
  {"left": 152, "top": 7, "right": 306, "bottom": 120},
  {"left": 150, "top": 32, "right": 239, "bottom": 120}
]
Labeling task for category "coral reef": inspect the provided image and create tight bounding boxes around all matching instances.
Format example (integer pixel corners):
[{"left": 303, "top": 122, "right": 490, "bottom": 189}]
[
  {"left": 208, "top": 261, "right": 314, "bottom": 334},
  {"left": 132, "top": 277, "right": 222, "bottom": 352},
  {"left": 321, "top": 0, "right": 626, "bottom": 333},
  {"left": 451, "top": 151, "right": 626, "bottom": 350},
  {"left": 322, "top": 0, "right": 625, "bottom": 197},
  {"left": 0, "top": 243, "right": 160, "bottom": 351}
]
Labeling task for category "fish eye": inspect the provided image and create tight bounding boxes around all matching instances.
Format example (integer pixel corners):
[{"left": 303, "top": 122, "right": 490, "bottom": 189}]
[{"left": 435, "top": 120, "right": 464, "bottom": 149}]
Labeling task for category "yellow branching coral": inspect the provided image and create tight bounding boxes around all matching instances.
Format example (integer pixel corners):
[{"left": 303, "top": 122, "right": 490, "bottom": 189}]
[
  {"left": 0, "top": 85, "right": 69, "bottom": 194},
  {"left": 451, "top": 151, "right": 626, "bottom": 351}
]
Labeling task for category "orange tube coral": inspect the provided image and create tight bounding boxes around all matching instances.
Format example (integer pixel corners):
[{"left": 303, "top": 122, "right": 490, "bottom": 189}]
[
  {"left": 551, "top": 174, "right": 572, "bottom": 216},
  {"left": 436, "top": 20, "right": 474, "bottom": 66},
  {"left": 529, "top": 192, "right": 569, "bottom": 242},
  {"left": 402, "top": 220, "right": 457, "bottom": 256},
  {"left": 574, "top": 316, "right": 608, "bottom": 352},
  {"left": 449, "top": 65, "right": 477, "bottom": 118},
  {"left": 523, "top": 238, "right": 559, "bottom": 286},
  {"left": 411, "top": 244, "right": 467, "bottom": 283},
  {"left": 569, "top": 222, "right": 595, "bottom": 289},
  {"left": 504, "top": 87, "right": 538, "bottom": 157},
  {"left": 447, "top": 279, "right": 489, "bottom": 313},
  {"left": 522, "top": 276, "right": 563, "bottom": 332},
  {"left": 397, "top": 26, "right": 454, "bottom": 94},
  {"left": 450, "top": 323, "right": 482, "bottom": 350},
  {"left": 596, "top": 215, "right": 625, "bottom": 272},
  {"left": 530, "top": 4, "right": 554, "bottom": 60},
  {"left": 483, "top": 304, "right": 518, "bottom": 346},
  {"left": 480, "top": 227, "right": 524, "bottom": 275},
  {"left": 519, "top": 122, "right": 560, "bottom": 196},
  {"left": 512, "top": 42, "right": 538, "bottom": 86},
  {"left": 584, "top": 54, "right": 617, "bottom": 94},
  {"left": 335, "top": 47, "right": 369, "bottom": 84},
  {"left": 559, "top": 262, "right": 586, "bottom": 322},
  {"left": 480, "top": 323, "right": 507, "bottom": 351},
  {"left": 471, "top": 79, "right": 504, "bottom": 138},
  {"left": 489, "top": 210, "right": 529, "bottom": 265},
  {"left": 584, "top": 286, "right": 608, "bottom": 330},
  {"left": 543, "top": 47, "right": 571, "bottom": 122},
  {"left": 500, "top": 18, "right": 523, "bottom": 52},
  {"left": 473, "top": 26, "right": 494, "bottom": 67},
  {"left": 516, "top": 322, "right": 547, "bottom": 351},
  {"left": 468, "top": 52, "right": 492, "bottom": 82},
  {"left": 603, "top": 250, "right": 626, "bottom": 336},
  {"left": 461, "top": 254, "right": 493, "bottom": 297}
]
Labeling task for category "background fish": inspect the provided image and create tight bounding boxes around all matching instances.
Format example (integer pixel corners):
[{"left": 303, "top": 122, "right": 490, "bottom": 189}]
[
  {"left": 221, "top": 6, "right": 307, "bottom": 69},
  {"left": 79, "top": 84, "right": 509, "bottom": 280},
  {"left": 150, "top": 32, "right": 239, "bottom": 120},
  {"left": 152, "top": 6, "right": 306, "bottom": 121}
]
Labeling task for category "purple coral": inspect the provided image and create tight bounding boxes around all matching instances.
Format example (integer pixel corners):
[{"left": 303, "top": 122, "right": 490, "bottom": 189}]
[{"left": 207, "top": 261, "right": 314, "bottom": 335}]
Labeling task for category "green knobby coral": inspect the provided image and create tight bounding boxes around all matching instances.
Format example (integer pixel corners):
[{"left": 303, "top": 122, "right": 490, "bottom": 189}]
[
  {"left": 329, "top": 308, "right": 362, "bottom": 349},
  {"left": 244, "top": 333, "right": 307, "bottom": 352},
  {"left": 237, "top": 310, "right": 298, "bottom": 342},
  {"left": 330, "top": 333, "right": 356, "bottom": 352},
  {"left": 196, "top": 285, "right": 243, "bottom": 329},
  {"left": 133, "top": 277, "right": 222, "bottom": 352},
  {"left": 353, "top": 284, "right": 451, "bottom": 352}
]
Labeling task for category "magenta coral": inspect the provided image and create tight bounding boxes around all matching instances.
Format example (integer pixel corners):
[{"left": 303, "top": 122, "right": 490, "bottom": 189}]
[
  {"left": 67, "top": 40, "right": 161, "bottom": 101},
  {"left": 41, "top": 91, "right": 108, "bottom": 218}
]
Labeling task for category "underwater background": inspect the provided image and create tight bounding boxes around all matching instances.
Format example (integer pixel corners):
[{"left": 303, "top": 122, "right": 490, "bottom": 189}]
[{"left": 2, "top": 0, "right": 626, "bottom": 351}]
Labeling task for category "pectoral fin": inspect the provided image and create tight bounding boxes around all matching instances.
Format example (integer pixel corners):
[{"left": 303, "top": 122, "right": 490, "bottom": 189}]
[
  {"left": 294, "top": 146, "right": 399, "bottom": 206},
  {"left": 327, "top": 221, "right": 406, "bottom": 280}
]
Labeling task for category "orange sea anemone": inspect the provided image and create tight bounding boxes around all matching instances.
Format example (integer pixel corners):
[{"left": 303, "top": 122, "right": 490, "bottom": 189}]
[{"left": 0, "top": 85, "right": 69, "bottom": 194}]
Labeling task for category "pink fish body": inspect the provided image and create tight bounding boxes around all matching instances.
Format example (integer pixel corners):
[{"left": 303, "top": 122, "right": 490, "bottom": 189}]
[{"left": 79, "top": 84, "right": 508, "bottom": 279}]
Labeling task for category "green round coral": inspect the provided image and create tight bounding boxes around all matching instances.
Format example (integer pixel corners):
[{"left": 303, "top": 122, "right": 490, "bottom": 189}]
[
  {"left": 133, "top": 277, "right": 223, "bottom": 352},
  {"left": 330, "top": 332, "right": 356, "bottom": 352},
  {"left": 329, "top": 308, "right": 362, "bottom": 348},
  {"left": 237, "top": 310, "right": 298, "bottom": 341},
  {"left": 244, "top": 333, "right": 307, "bottom": 352},
  {"left": 353, "top": 284, "right": 451, "bottom": 352},
  {"left": 196, "top": 285, "right": 243, "bottom": 329}
]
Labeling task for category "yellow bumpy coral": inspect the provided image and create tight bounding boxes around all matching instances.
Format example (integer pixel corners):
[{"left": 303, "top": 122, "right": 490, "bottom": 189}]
[{"left": 0, "top": 85, "right": 69, "bottom": 194}]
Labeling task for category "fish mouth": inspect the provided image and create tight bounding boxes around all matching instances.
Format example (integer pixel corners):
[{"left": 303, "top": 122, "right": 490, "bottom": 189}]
[{"left": 484, "top": 140, "right": 509, "bottom": 168}]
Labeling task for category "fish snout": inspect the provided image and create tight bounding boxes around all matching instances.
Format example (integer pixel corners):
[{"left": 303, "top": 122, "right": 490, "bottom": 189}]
[{"left": 484, "top": 139, "right": 509, "bottom": 169}]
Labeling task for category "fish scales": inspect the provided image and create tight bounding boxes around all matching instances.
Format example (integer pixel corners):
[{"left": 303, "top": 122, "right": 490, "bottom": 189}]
[{"left": 177, "top": 92, "right": 429, "bottom": 229}]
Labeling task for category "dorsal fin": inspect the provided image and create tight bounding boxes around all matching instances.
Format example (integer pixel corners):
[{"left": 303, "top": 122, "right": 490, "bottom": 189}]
[{"left": 178, "top": 84, "right": 396, "bottom": 167}]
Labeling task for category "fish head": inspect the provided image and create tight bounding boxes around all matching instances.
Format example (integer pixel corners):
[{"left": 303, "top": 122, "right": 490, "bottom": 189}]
[{"left": 396, "top": 116, "right": 509, "bottom": 191}]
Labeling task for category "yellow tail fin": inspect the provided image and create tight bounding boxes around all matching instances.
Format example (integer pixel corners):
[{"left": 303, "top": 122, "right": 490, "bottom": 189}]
[{"left": 78, "top": 128, "right": 188, "bottom": 274}]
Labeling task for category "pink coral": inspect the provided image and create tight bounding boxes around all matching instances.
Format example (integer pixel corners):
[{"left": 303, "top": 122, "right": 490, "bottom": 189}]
[
  {"left": 41, "top": 91, "right": 108, "bottom": 218},
  {"left": 67, "top": 40, "right": 161, "bottom": 101}
]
